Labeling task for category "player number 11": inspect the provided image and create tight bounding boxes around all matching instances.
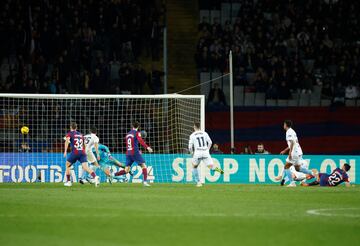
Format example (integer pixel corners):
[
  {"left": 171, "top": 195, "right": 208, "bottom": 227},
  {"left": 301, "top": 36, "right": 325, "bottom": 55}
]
[{"left": 196, "top": 137, "right": 205, "bottom": 147}]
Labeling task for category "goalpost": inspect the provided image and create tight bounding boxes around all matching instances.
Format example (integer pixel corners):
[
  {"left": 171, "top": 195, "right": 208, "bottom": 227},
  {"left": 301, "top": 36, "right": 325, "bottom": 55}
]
[{"left": 0, "top": 94, "right": 205, "bottom": 183}]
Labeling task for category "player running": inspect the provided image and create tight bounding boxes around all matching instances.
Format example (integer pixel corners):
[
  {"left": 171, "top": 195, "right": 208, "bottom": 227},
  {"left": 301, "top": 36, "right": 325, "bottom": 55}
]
[
  {"left": 278, "top": 120, "right": 314, "bottom": 187},
  {"left": 302, "top": 164, "right": 352, "bottom": 187},
  {"left": 189, "top": 122, "right": 224, "bottom": 187},
  {"left": 113, "top": 121, "right": 153, "bottom": 186},
  {"left": 80, "top": 144, "right": 128, "bottom": 184},
  {"left": 63, "top": 122, "right": 99, "bottom": 187},
  {"left": 84, "top": 126, "right": 101, "bottom": 169}
]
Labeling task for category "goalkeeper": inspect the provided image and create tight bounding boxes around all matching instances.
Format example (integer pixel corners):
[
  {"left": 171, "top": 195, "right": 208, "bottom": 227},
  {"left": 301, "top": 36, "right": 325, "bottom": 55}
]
[{"left": 80, "top": 144, "right": 127, "bottom": 184}]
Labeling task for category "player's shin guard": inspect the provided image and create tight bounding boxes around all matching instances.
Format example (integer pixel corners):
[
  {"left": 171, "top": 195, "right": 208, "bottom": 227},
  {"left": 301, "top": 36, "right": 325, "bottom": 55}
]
[
  {"left": 142, "top": 168, "right": 148, "bottom": 182},
  {"left": 192, "top": 168, "right": 199, "bottom": 183}
]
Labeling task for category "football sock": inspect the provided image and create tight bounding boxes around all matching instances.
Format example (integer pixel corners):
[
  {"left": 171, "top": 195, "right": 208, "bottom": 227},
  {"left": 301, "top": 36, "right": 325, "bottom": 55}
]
[
  {"left": 115, "top": 170, "right": 126, "bottom": 176},
  {"left": 66, "top": 174, "right": 70, "bottom": 182},
  {"left": 142, "top": 168, "right": 148, "bottom": 182},
  {"left": 90, "top": 172, "right": 96, "bottom": 178},
  {"left": 283, "top": 176, "right": 289, "bottom": 183},
  {"left": 299, "top": 167, "right": 313, "bottom": 176},
  {"left": 192, "top": 168, "right": 199, "bottom": 183},
  {"left": 284, "top": 169, "right": 293, "bottom": 182},
  {"left": 80, "top": 169, "right": 88, "bottom": 180}
]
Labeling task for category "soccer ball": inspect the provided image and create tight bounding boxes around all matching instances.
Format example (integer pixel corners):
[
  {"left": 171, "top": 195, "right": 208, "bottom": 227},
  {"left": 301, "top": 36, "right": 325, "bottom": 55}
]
[{"left": 21, "top": 126, "right": 29, "bottom": 135}]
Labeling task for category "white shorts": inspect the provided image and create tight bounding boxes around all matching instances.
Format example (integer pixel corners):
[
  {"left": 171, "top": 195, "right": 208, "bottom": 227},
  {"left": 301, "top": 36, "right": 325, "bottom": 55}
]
[
  {"left": 286, "top": 154, "right": 303, "bottom": 165},
  {"left": 86, "top": 150, "right": 96, "bottom": 163},
  {"left": 192, "top": 151, "right": 213, "bottom": 167}
]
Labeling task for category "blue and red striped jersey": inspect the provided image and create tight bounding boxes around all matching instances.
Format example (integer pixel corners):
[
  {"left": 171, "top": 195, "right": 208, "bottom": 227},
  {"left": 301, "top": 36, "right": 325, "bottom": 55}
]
[
  {"left": 66, "top": 130, "right": 85, "bottom": 154},
  {"left": 327, "top": 168, "right": 349, "bottom": 186},
  {"left": 125, "top": 129, "right": 149, "bottom": 156}
]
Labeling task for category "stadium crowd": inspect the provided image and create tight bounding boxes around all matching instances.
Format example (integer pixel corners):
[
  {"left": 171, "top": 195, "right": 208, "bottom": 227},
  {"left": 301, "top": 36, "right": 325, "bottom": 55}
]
[
  {"left": 196, "top": 0, "right": 360, "bottom": 100},
  {"left": 0, "top": 0, "right": 164, "bottom": 94}
]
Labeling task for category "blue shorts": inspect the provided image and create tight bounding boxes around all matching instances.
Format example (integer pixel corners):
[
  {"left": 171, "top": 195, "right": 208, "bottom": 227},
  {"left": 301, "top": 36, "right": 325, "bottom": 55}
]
[
  {"left": 67, "top": 152, "right": 87, "bottom": 165},
  {"left": 319, "top": 173, "right": 330, "bottom": 186},
  {"left": 126, "top": 154, "right": 145, "bottom": 166}
]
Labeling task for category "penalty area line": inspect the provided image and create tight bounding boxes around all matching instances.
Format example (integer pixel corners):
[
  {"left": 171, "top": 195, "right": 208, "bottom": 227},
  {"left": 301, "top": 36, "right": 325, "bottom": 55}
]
[{"left": 306, "top": 208, "right": 360, "bottom": 218}]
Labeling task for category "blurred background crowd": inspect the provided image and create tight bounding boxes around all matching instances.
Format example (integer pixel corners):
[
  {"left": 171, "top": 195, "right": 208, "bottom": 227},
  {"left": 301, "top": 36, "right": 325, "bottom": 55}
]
[
  {"left": 196, "top": 0, "right": 360, "bottom": 101},
  {"left": 0, "top": 0, "right": 165, "bottom": 94}
]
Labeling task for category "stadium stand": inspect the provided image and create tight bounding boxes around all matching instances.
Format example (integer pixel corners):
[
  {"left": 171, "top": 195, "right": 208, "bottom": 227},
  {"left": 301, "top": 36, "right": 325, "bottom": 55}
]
[
  {"left": 197, "top": 0, "right": 360, "bottom": 106},
  {"left": 0, "top": 0, "right": 165, "bottom": 94}
]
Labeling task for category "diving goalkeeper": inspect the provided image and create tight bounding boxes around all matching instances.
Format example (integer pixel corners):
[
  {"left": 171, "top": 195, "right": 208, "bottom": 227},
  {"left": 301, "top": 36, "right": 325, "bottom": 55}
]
[{"left": 79, "top": 144, "right": 127, "bottom": 184}]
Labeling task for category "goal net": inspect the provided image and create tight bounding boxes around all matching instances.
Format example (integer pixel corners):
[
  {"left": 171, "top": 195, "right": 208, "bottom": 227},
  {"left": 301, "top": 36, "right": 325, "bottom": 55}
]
[{"left": 0, "top": 94, "right": 204, "bottom": 183}]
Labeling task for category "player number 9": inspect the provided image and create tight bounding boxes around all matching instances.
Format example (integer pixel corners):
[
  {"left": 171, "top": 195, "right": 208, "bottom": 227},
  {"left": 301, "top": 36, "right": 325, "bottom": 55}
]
[{"left": 127, "top": 138, "right": 132, "bottom": 150}]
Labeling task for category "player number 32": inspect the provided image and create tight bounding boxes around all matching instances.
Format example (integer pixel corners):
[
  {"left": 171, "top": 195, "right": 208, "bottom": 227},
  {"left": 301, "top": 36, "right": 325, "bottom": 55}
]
[{"left": 74, "top": 138, "right": 84, "bottom": 150}]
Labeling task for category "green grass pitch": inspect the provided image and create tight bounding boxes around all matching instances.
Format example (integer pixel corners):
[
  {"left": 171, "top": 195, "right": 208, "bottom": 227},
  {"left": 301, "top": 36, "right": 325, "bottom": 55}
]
[{"left": 1, "top": 183, "right": 359, "bottom": 246}]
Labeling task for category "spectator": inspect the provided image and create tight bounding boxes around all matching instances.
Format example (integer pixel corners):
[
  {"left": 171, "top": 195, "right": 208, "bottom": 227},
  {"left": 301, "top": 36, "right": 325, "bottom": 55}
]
[
  {"left": 133, "top": 64, "right": 147, "bottom": 94},
  {"left": 0, "top": 0, "right": 164, "bottom": 94},
  {"left": 119, "top": 64, "right": 134, "bottom": 92},
  {"left": 231, "top": 147, "right": 237, "bottom": 154},
  {"left": 90, "top": 69, "right": 104, "bottom": 93},
  {"left": 207, "top": 83, "right": 227, "bottom": 106},
  {"left": 254, "top": 67, "right": 268, "bottom": 92},
  {"left": 301, "top": 73, "right": 314, "bottom": 93},
  {"left": 322, "top": 82, "right": 333, "bottom": 99},
  {"left": 333, "top": 83, "right": 346, "bottom": 106},
  {"left": 345, "top": 84, "right": 359, "bottom": 99},
  {"left": 198, "top": 16, "right": 210, "bottom": 31},
  {"left": 211, "top": 143, "right": 223, "bottom": 154},
  {"left": 254, "top": 143, "right": 270, "bottom": 155},
  {"left": 149, "top": 66, "right": 164, "bottom": 94},
  {"left": 241, "top": 145, "right": 253, "bottom": 154},
  {"left": 278, "top": 81, "right": 291, "bottom": 99},
  {"left": 195, "top": 1, "right": 360, "bottom": 100},
  {"left": 266, "top": 82, "right": 279, "bottom": 99}
]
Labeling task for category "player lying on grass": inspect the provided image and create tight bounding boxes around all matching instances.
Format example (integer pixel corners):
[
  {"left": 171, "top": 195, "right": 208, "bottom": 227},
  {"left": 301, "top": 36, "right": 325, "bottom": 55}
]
[
  {"left": 276, "top": 162, "right": 317, "bottom": 186},
  {"left": 79, "top": 144, "right": 128, "bottom": 184},
  {"left": 301, "top": 163, "right": 352, "bottom": 187},
  {"left": 113, "top": 121, "right": 153, "bottom": 187},
  {"left": 189, "top": 122, "right": 224, "bottom": 187},
  {"left": 278, "top": 120, "right": 314, "bottom": 187},
  {"left": 64, "top": 122, "right": 99, "bottom": 187}
]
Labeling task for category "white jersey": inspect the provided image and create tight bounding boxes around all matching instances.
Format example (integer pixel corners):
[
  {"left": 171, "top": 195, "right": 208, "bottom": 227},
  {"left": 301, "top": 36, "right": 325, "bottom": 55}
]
[
  {"left": 189, "top": 130, "right": 213, "bottom": 167},
  {"left": 84, "top": 133, "right": 99, "bottom": 153},
  {"left": 189, "top": 130, "right": 212, "bottom": 153},
  {"left": 286, "top": 128, "right": 303, "bottom": 156}
]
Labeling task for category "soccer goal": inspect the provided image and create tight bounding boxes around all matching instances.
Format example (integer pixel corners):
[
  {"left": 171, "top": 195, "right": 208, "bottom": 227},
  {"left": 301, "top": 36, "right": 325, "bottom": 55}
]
[{"left": 0, "top": 94, "right": 205, "bottom": 183}]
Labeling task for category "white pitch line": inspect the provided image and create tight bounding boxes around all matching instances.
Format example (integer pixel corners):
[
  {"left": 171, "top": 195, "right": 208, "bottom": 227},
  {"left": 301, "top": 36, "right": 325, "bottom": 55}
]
[
  {"left": 0, "top": 212, "right": 283, "bottom": 218},
  {"left": 306, "top": 208, "right": 360, "bottom": 218}
]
